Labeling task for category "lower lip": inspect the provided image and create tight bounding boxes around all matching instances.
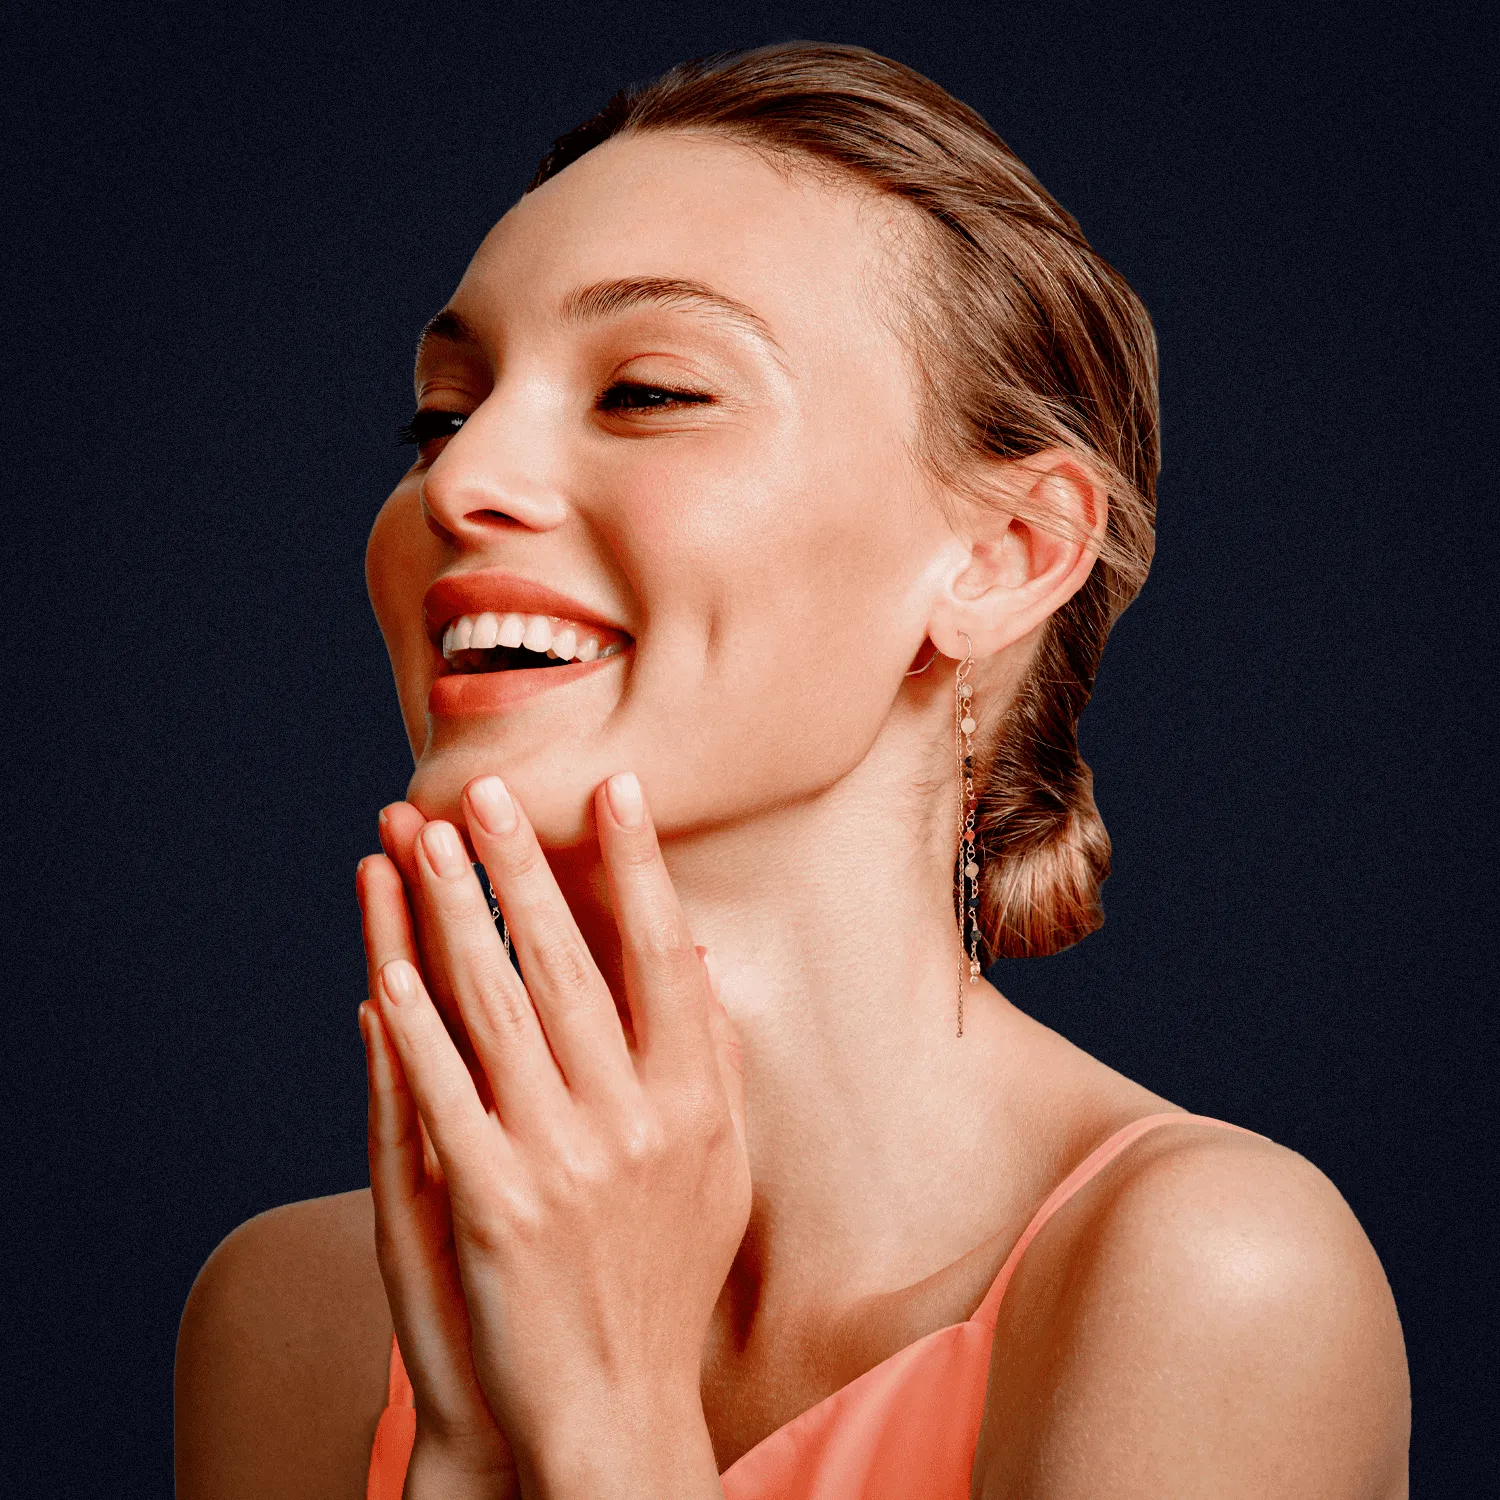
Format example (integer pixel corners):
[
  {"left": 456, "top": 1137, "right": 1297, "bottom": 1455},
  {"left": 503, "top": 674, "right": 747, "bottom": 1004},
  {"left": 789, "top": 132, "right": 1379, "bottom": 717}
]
[{"left": 428, "top": 654, "right": 625, "bottom": 716}]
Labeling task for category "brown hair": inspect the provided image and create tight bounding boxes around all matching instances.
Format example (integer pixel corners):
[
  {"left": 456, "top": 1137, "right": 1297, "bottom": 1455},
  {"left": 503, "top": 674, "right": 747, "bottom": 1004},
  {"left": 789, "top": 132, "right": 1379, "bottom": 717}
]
[{"left": 526, "top": 41, "right": 1160, "bottom": 959}]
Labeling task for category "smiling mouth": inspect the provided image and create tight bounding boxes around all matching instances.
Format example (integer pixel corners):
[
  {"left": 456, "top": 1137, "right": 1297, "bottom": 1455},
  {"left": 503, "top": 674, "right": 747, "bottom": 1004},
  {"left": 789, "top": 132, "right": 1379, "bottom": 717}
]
[{"left": 439, "top": 611, "right": 631, "bottom": 674}]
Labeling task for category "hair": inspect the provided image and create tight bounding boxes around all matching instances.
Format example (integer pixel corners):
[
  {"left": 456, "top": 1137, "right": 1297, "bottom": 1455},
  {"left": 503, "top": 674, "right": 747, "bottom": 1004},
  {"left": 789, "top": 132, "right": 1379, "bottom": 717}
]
[{"left": 525, "top": 41, "right": 1160, "bottom": 959}]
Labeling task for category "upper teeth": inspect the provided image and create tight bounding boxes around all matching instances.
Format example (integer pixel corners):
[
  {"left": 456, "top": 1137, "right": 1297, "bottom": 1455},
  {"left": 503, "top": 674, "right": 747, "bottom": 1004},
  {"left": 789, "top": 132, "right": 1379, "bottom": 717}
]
[{"left": 441, "top": 612, "right": 626, "bottom": 663}]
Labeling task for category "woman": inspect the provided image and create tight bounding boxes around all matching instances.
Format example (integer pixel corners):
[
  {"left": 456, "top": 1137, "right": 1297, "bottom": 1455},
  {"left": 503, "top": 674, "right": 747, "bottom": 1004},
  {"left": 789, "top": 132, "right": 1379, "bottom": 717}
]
[{"left": 174, "top": 41, "right": 1410, "bottom": 1499}]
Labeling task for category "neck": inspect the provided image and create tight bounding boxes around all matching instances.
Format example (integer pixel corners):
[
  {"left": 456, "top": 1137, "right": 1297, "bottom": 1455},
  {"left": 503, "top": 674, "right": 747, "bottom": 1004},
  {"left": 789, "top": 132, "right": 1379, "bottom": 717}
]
[{"left": 548, "top": 721, "right": 1017, "bottom": 1320}]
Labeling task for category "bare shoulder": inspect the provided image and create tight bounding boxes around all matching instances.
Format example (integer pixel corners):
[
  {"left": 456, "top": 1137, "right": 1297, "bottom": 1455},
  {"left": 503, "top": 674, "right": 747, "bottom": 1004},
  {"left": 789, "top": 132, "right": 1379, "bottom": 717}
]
[
  {"left": 174, "top": 1187, "right": 392, "bottom": 1500},
  {"left": 974, "top": 1121, "right": 1410, "bottom": 1500}
]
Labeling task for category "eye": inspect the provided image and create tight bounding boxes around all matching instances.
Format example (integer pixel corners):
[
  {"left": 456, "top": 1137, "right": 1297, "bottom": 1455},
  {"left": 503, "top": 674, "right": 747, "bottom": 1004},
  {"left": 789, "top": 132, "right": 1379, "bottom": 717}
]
[
  {"left": 597, "top": 380, "right": 713, "bottom": 413},
  {"left": 396, "top": 409, "right": 468, "bottom": 449}
]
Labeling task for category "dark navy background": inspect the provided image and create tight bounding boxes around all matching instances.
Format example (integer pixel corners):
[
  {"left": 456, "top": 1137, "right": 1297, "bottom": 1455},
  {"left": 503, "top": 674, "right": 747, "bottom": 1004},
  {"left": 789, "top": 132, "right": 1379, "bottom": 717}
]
[{"left": 4, "top": 3, "right": 1494, "bottom": 1493}]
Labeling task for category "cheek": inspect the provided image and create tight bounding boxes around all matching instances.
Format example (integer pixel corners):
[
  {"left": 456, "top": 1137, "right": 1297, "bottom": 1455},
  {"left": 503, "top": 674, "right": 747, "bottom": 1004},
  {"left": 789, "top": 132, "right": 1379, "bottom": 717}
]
[
  {"left": 366, "top": 486, "right": 439, "bottom": 751},
  {"left": 608, "top": 436, "right": 921, "bottom": 814},
  {"left": 617, "top": 422, "right": 889, "bottom": 603}
]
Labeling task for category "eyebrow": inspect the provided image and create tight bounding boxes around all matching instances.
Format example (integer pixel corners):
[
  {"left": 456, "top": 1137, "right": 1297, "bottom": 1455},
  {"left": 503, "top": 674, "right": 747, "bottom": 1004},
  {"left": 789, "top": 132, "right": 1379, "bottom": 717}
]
[
  {"left": 414, "top": 277, "right": 790, "bottom": 372},
  {"left": 415, "top": 308, "right": 481, "bottom": 360},
  {"left": 559, "top": 277, "right": 789, "bottom": 370}
]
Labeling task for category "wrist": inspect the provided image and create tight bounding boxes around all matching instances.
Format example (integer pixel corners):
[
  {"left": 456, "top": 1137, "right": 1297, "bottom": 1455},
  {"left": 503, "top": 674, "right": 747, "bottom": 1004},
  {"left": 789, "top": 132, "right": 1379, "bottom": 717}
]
[
  {"left": 516, "top": 1389, "right": 722, "bottom": 1500},
  {"left": 405, "top": 1426, "right": 519, "bottom": 1500}
]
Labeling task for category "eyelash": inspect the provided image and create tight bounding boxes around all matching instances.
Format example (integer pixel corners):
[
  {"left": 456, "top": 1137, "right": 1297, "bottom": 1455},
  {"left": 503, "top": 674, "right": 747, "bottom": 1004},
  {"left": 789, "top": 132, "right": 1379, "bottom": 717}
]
[
  {"left": 394, "top": 410, "right": 467, "bottom": 446},
  {"left": 597, "top": 380, "right": 712, "bottom": 413},
  {"left": 395, "top": 381, "right": 712, "bottom": 447}
]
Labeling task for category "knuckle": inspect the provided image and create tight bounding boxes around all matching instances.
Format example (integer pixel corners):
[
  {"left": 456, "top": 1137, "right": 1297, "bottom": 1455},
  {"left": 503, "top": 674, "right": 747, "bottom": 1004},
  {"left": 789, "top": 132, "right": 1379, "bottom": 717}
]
[
  {"left": 426, "top": 867, "right": 476, "bottom": 913},
  {"left": 556, "top": 1134, "right": 611, "bottom": 1192},
  {"left": 636, "top": 914, "right": 694, "bottom": 966},
  {"left": 479, "top": 972, "right": 532, "bottom": 1037},
  {"left": 617, "top": 1110, "right": 670, "bottom": 1170},
  {"left": 456, "top": 1170, "right": 535, "bottom": 1252},
  {"left": 544, "top": 934, "right": 597, "bottom": 995},
  {"left": 622, "top": 836, "right": 662, "bottom": 872},
  {"left": 455, "top": 1199, "right": 510, "bottom": 1256},
  {"left": 671, "top": 1080, "right": 729, "bottom": 1145},
  {"left": 504, "top": 840, "right": 547, "bottom": 882}
]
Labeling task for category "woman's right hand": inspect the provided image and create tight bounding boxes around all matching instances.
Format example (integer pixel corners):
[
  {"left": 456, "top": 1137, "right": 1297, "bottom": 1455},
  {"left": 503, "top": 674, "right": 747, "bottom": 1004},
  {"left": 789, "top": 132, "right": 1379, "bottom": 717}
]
[{"left": 357, "top": 828, "right": 519, "bottom": 1499}]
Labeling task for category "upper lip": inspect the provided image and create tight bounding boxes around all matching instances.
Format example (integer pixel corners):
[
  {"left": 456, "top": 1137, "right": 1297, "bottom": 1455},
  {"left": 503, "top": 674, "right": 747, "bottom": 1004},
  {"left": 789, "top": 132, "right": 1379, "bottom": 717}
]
[{"left": 422, "top": 569, "right": 633, "bottom": 650}]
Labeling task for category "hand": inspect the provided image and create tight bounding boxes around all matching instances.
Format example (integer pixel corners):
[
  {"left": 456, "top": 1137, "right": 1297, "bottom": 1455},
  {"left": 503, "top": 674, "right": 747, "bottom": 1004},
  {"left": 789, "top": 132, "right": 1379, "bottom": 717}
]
[
  {"left": 363, "top": 771, "right": 749, "bottom": 1497},
  {"left": 357, "top": 855, "right": 519, "bottom": 1497}
]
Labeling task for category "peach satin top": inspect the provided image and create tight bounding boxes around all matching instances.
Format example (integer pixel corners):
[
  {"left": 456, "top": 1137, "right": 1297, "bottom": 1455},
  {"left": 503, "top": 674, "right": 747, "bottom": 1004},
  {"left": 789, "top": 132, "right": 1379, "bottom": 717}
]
[{"left": 367, "top": 1112, "right": 1253, "bottom": 1499}]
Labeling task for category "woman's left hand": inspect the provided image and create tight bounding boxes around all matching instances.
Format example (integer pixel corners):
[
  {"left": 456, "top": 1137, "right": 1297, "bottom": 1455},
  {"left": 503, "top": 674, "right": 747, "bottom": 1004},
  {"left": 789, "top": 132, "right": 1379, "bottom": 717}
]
[{"left": 363, "top": 770, "right": 749, "bottom": 1498}]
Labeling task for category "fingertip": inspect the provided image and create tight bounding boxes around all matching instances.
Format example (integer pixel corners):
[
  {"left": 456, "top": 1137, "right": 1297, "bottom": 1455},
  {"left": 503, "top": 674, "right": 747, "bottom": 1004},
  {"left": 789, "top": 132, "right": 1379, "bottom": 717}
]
[
  {"left": 378, "top": 802, "right": 422, "bottom": 859},
  {"left": 377, "top": 810, "right": 398, "bottom": 859},
  {"left": 466, "top": 774, "right": 518, "bottom": 835},
  {"left": 381, "top": 957, "right": 421, "bottom": 1007},
  {"left": 605, "top": 770, "right": 645, "bottom": 829}
]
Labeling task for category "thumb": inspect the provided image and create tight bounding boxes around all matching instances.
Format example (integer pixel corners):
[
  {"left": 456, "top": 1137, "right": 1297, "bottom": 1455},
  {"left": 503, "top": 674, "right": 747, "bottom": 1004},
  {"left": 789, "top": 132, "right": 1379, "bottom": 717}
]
[{"left": 697, "top": 945, "right": 746, "bottom": 1155}]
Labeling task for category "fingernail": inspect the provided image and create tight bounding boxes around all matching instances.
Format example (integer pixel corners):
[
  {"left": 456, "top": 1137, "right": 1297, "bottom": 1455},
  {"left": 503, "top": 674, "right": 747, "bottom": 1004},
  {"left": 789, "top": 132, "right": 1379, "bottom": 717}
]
[
  {"left": 606, "top": 771, "right": 644, "bottom": 828},
  {"left": 382, "top": 960, "right": 419, "bottom": 1006},
  {"left": 468, "top": 775, "right": 517, "bottom": 835},
  {"left": 357, "top": 1001, "right": 371, "bottom": 1043},
  {"left": 420, "top": 821, "right": 468, "bottom": 877}
]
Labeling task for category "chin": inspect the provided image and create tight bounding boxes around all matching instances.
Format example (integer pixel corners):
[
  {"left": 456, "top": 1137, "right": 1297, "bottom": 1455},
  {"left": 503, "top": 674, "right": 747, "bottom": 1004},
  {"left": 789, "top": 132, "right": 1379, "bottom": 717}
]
[{"left": 404, "top": 742, "right": 604, "bottom": 850}]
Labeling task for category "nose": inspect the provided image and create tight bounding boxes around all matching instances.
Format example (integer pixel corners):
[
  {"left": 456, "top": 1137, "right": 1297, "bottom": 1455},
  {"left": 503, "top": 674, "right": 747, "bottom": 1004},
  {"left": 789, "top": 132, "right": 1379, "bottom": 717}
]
[{"left": 418, "top": 391, "right": 570, "bottom": 545}]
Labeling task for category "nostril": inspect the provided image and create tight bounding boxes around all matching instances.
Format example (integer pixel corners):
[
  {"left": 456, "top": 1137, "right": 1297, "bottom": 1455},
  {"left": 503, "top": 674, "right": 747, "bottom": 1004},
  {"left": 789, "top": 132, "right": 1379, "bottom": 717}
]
[{"left": 417, "top": 485, "right": 459, "bottom": 544}]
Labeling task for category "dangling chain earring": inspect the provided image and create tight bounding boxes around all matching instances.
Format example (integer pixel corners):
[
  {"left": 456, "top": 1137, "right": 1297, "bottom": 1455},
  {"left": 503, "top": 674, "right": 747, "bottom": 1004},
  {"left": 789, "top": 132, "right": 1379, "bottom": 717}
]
[
  {"left": 481, "top": 868, "right": 512, "bottom": 961},
  {"left": 955, "top": 633, "right": 980, "bottom": 1037},
  {"left": 906, "top": 637, "right": 981, "bottom": 1036}
]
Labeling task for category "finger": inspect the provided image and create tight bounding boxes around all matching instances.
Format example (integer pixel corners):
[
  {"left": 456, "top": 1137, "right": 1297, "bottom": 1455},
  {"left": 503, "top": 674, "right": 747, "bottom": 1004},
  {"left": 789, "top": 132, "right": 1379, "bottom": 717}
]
[
  {"left": 379, "top": 804, "right": 457, "bottom": 1013},
  {"left": 597, "top": 772, "right": 715, "bottom": 1083},
  {"left": 357, "top": 854, "right": 418, "bottom": 1001},
  {"left": 413, "top": 817, "right": 564, "bottom": 1127},
  {"left": 361, "top": 998, "right": 425, "bottom": 1203},
  {"left": 375, "top": 958, "right": 510, "bottom": 1206},
  {"left": 364, "top": 990, "right": 444, "bottom": 1188},
  {"left": 463, "top": 775, "right": 633, "bottom": 1100},
  {"left": 378, "top": 804, "right": 497, "bottom": 1114},
  {"left": 361, "top": 1001, "right": 495, "bottom": 1435}
]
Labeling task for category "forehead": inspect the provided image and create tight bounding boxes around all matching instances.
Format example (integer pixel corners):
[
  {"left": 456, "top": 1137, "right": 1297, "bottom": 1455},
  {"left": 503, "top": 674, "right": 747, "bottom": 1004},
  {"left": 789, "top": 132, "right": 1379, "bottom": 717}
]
[{"left": 445, "top": 131, "right": 911, "bottom": 369}]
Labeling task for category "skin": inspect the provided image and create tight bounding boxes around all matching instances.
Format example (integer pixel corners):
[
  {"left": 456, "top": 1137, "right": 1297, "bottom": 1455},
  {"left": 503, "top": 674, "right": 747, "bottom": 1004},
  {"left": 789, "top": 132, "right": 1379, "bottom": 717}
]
[{"left": 174, "top": 131, "right": 1411, "bottom": 1498}]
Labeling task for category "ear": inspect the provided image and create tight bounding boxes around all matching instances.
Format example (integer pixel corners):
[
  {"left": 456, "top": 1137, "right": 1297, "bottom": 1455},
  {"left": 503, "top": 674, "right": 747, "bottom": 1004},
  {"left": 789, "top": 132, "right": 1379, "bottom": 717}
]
[{"left": 925, "top": 449, "right": 1108, "bottom": 662}]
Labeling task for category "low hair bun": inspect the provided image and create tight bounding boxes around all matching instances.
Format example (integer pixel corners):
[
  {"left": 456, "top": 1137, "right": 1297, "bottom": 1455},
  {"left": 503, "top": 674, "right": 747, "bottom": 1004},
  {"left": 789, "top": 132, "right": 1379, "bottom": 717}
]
[{"left": 972, "top": 615, "right": 1113, "bottom": 959}]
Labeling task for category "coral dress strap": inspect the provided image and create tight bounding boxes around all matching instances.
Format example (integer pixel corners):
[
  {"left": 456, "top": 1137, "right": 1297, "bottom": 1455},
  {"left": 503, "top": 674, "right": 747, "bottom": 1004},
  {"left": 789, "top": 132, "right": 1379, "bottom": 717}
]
[
  {"left": 386, "top": 1332, "right": 413, "bottom": 1407},
  {"left": 973, "top": 1111, "right": 1259, "bottom": 1329},
  {"left": 366, "top": 1334, "right": 416, "bottom": 1500}
]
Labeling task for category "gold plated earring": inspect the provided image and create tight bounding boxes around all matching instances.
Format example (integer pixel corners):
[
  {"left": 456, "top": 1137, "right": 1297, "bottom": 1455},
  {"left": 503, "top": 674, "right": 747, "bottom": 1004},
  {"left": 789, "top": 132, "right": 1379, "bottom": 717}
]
[
  {"left": 955, "top": 634, "right": 980, "bottom": 1037},
  {"left": 482, "top": 868, "right": 512, "bottom": 960}
]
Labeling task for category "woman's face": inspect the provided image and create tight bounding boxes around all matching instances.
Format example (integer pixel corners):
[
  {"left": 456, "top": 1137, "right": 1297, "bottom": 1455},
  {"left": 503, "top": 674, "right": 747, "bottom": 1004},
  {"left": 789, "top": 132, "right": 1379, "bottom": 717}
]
[{"left": 367, "top": 131, "right": 949, "bottom": 846}]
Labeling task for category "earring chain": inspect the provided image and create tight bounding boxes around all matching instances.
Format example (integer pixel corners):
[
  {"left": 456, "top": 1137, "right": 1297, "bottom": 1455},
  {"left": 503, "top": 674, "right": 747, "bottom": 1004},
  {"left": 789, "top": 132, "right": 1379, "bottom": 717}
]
[
  {"left": 955, "top": 634, "right": 980, "bottom": 1037},
  {"left": 482, "top": 869, "right": 511, "bottom": 960}
]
